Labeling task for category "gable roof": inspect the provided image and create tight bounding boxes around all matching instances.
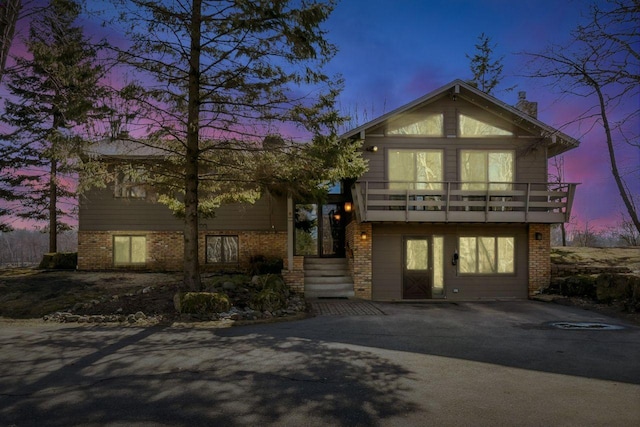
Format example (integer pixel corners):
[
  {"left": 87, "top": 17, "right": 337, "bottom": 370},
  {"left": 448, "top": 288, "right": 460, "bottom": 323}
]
[{"left": 341, "top": 79, "right": 579, "bottom": 157}]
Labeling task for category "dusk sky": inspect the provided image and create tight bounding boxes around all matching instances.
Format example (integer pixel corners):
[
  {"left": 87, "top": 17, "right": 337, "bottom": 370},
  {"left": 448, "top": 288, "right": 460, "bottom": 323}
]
[{"left": 2, "top": 0, "right": 638, "bottom": 231}]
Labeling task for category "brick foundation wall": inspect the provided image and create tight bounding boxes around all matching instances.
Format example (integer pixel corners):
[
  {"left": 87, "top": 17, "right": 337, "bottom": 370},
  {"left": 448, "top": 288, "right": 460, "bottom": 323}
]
[
  {"left": 78, "top": 230, "right": 286, "bottom": 272},
  {"left": 528, "top": 224, "right": 551, "bottom": 296},
  {"left": 346, "top": 220, "right": 372, "bottom": 299},
  {"left": 282, "top": 255, "right": 305, "bottom": 294}
]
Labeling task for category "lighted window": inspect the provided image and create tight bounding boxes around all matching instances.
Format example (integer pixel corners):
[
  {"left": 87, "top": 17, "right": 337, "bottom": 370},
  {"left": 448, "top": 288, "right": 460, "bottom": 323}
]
[
  {"left": 114, "top": 236, "right": 146, "bottom": 265},
  {"left": 460, "top": 150, "right": 514, "bottom": 190},
  {"left": 206, "top": 235, "right": 239, "bottom": 263},
  {"left": 388, "top": 150, "right": 443, "bottom": 190},
  {"left": 459, "top": 114, "right": 513, "bottom": 137},
  {"left": 387, "top": 113, "right": 443, "bottom": 136},
  {"left": 458, "top": 236, "right": 514, "bottom": 274}
]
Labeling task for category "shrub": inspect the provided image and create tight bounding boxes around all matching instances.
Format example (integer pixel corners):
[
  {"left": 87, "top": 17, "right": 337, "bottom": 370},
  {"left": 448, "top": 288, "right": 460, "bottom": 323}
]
[
  {"left": 249, "top": 287, "right": 287, "bottom": 313},
  {"left": 174, "top": 292, "right": 231, "bottom": 315},
  {"left": 559, "top": 275, "right": 597, "bottom": 299},
  {"left": 249, "top": 255, "right": 284, "bottom": 275},
  {"left": 38, "top": 252, "right": 78, "bottom": 270}
]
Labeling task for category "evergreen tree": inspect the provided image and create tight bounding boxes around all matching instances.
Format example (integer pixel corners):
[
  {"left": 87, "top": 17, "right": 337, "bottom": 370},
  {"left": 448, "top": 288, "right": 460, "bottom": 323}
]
[
  {"left": 466, "top": 33, "right": 505, "bottom": 95},
  {"left": 104, "top": 0, "right": 365, "bottom": 291},
  {"left": 0, "top": 0, "right": 107, "bottom": 251}
]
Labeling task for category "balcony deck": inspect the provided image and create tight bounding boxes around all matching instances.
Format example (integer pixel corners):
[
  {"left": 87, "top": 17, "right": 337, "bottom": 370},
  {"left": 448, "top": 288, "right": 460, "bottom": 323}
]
[{"left": 352, "top": 181, "right": 578, "bottom": 224}]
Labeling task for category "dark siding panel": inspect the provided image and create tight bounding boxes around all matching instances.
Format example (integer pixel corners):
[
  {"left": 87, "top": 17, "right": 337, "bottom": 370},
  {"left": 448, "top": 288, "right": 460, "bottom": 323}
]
[
  {"left": 372, "top": 230, "right": 402, "bottom": 300},
  {"left": 80, "top": 186, "right": 287, "bottom": 232}
]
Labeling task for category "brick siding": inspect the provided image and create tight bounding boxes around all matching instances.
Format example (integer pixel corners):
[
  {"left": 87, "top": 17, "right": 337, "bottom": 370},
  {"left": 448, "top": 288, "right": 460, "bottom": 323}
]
[
  {"left": 345, "top": 220, "right": 372, "bottom": 299},
  {"left": 528, "top": 224, "right": 551, "bottom": 296}
]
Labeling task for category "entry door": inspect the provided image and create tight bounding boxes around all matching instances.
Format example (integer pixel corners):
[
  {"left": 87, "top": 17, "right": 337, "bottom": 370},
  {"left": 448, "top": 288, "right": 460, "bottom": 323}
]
[{"left": 403, "top": 237, "right": 432, "bottom": 299}]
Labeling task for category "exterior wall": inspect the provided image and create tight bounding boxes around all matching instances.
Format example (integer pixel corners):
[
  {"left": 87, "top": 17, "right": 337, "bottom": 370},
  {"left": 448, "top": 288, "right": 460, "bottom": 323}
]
[
  {"left": 79, "top": 186, "right": 287, "bottom": 232},
  {"left": 78, "top": 230, "right": 286, "bottom": 271},
  {"left": 358, "top": 97, "right": 546, "bottom": 185},
  {"left": 371, "top": 223, "right": 529, "bottom": 300},
  {"left": 345, "top": 220, "right": 372, "bottom": 299},
  {"left": 528, "top": 223, "right": 551, "bottom": 295},
  {"left": 282, "top": 255, "right": 304, "bottom": 294}
]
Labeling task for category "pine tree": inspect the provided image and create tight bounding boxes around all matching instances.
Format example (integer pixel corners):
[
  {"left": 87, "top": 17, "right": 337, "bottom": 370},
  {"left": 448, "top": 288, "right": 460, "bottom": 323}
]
[
  {"left": 104, "top": 0, "right": 365, "bottom": 291},
  {"left": 466, "top": 33, "right": 505, "bottom": 95},
  {"left": 0, "top": 0, "right": 107, "bottom": 251}
]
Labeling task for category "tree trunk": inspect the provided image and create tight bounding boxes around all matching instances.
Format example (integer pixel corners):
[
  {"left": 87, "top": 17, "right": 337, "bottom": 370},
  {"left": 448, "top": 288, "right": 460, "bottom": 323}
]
[
  {"left": 593, "top": 81, "right": 640, "bottom": 235},
  {"left": 49, "top": 158, "right": 57, "bottom": 253},
  {"left": 182, "top": 0, "right": 203, "bottom": 291}
]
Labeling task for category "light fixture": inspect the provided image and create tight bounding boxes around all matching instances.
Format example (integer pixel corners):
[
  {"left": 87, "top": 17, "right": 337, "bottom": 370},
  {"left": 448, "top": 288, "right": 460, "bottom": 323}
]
[
  {"left": 333, "top": 213, "right": 341, "bottom": 221},
  {"left": 535, "top": 232, "right": 543, "bottom": 241},
  {"left": 361, "top": 231, "right": 368, "bottom": 240},
  {"left": 366, "top": 145, "right": 378, "bottom": 153},
  {"left": 344, "top": 202, "right": 352, "bottom": 213}
]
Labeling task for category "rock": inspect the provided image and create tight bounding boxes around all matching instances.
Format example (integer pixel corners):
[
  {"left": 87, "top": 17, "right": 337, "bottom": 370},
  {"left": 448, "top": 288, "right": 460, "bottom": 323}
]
[
  {"left": 134, "top": 311, "right": 146, "bottom": 320},
  {"left": 65, "top": 315, "right": 80, "bottom": 322},
  {"left": 116, "top": 307, "right": 123, "bottom": 313},
  {"left": 222, "top": 281, "right": 236, "bottom": 291},
  {"left": 251, "top": 275, "right": 261, "bottom": 286},
  {"left": 142, "top": 286, "right": 152, "bottom": 294}
]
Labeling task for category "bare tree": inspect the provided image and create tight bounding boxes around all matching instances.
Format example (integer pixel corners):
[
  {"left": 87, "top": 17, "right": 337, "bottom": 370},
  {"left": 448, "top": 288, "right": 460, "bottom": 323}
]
[
  {"left": 549, "top": 155, "right": 568, "bottom": 246},
  {"left": 525, "top": 0, "right": 640, "bottom": 235}
]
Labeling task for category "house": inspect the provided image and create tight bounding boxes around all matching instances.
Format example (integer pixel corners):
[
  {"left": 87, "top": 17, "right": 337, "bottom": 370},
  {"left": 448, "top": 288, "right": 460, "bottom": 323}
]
[{"left": 78, "top": 79, "right": 579, "bottom": 300}]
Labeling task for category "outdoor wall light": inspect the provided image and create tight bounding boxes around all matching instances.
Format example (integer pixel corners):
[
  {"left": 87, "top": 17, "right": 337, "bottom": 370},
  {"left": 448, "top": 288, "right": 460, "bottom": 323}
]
[
  {"left": 535, "top": 232, "right": 543, "bottom": 241},
  {"left": 366, "top": 145, "right": 378, "bottom": 153},
  {"left": 344, "top": 202, "right": 352, "bottom": 213},
  {"left": 333, "top": 213, "right": 341, "bottom": 221},
  {"left": 361, "top": 231, "right": 368, "bottom": 240}
]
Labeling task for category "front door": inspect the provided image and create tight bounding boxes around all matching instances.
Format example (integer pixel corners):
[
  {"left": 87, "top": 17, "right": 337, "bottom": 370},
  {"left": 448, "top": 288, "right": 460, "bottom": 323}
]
[
  {"left": 295, "top": 203, "right": 345, "bottom": 257},
  {"left": 403, "top": 237, "right": 432, "bottom": 299}
]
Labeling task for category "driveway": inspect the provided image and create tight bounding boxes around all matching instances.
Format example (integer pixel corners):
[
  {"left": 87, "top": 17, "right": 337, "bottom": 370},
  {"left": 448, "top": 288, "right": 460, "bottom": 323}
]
[{"left": 1, "top": 300, "right": 639, "bottom": 426}]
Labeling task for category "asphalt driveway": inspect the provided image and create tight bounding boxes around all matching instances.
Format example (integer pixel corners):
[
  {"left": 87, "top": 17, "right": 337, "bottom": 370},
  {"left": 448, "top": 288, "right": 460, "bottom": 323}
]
[{"left": 1, "top": 300, "right": 639, "bottom": 426}]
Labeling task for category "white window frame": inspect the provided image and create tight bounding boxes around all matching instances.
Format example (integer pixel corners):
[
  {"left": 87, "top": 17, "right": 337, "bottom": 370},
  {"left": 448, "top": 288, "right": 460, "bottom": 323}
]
[{"left": 113, "top": 235, "right": 146, "bottom": 266}]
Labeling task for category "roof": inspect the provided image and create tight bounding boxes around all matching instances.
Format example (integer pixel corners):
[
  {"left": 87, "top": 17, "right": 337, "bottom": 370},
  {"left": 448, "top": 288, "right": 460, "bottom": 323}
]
[
  {"left": 341, "top": 79, "right": 580, "bottom": 157},
  {"left": 85, "top": 138, "right": 166, "bottom": 159}
]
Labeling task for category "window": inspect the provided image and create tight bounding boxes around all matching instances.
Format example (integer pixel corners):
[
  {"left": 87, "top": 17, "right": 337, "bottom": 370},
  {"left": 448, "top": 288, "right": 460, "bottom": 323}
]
[
  {"left": 459, "top": 114, "right": 513, "bottom": 137},
  {"left": 388, "top": 150, "right": 443, "bottom": 190},
  {"left": 458, "top": 236, "right": 514, "bottom": 274},
  {"left": 460, "top": 150, "right": 514, "bottom": 190},
  {"left": 114, "top": 167, "right": 147, "bottom": 198},
  {"left": 206, "top": 235, "right": 239, "bottom": 263},
  {"left": 114, "top": 236, "right": 146, "bottom": 265},
  {"left": 387, "top": 113, "right": 444, "bottom": 136}
]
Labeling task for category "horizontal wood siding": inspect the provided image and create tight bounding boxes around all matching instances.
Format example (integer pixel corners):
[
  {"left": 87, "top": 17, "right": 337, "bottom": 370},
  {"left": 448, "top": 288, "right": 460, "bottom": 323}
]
[
  {"left": 79, "top": 186, "right": 287, "bottom": 232},
  {"left": 371, "top": 231, "right": 403, "bottom": 300},
  {"left": 358, "top": 97, "right": 543, "bottom": 184},
  {"left": 371, "top": 223, "right": 528, "bottom": 300}
]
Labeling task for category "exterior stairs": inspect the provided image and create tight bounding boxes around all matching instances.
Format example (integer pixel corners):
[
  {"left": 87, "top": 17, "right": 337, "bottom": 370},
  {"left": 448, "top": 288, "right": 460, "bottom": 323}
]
[{"left": 304, "top": 258, "right": 355, "bottom": 298}]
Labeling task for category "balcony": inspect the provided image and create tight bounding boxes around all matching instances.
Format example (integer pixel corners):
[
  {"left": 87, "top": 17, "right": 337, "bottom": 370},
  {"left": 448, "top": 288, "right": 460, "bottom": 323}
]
[{"left": 352, "top": 181, "right": 578, "bottom": 224}]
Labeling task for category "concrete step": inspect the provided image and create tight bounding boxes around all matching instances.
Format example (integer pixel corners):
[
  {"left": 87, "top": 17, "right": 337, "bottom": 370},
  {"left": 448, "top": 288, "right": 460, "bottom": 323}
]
[
  {"left": 305, "top": 283, "right": 355, "bottom": 298},
  {"left": 305, "top": 276, "right": 353, "bottom": 285},
  {"left": 304, "top": 258, "right": 348, "bottom": 266},
  {"left": 304, "top": 268, "right": 350, "bottom": 277}
]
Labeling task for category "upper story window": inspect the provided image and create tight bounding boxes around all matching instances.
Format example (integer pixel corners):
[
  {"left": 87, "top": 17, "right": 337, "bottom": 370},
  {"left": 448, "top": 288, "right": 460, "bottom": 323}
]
[
  {"left": 459, "top": 113, "right": 513, "bottom": 137},
  {"left": 388, "top": 149, "right": 443, "bottom": 190},
  {"left": 460, "top": 150, "right": 514, "bottom": 190},
  {"left": 387, "top": 113, "right": 443, "bottom": 136},
  {"left": 114, "top": 166, "right": 147, "bottom": 199}
]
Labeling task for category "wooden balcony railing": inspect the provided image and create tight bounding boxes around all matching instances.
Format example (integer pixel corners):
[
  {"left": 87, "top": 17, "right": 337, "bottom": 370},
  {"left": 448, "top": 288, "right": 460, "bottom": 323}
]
[{"left": 351, "top": 181, "right": 578, "bottom": 223}]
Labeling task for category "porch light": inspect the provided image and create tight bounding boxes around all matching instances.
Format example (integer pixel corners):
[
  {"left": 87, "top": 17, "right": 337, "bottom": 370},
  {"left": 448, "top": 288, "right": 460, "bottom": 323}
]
[
  {"left": 344, "top": 202, "right": 352, "bottom": 213},
  {"left": 535, "top": 232, "right": 543, "bottom": 241},
  {"left": 366, "top": 145, "right": 378, "bottom": 153},
  {"left": 333, "top": 213, "right": 341, "bottom": 221},
  {"left": 361, "top": 231, "right": 368, "bottom": 240}
]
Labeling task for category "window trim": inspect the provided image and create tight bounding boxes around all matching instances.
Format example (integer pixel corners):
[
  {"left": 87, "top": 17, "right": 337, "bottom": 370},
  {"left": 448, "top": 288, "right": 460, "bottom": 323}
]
[
  {"left": 457, "top": 112, "right": 513, "bottom": 137},
  {"left": 457, "top": 236, "right": 515, "bottom": 275},
  {"left": 113, "top": 235, "right": 147, "bottom": 266},
  {"left": 205, "top": 235, "right": 239, "bottom": 264},
  {"left": 386, "top": 112, "right": 444, "bottom": 137}
]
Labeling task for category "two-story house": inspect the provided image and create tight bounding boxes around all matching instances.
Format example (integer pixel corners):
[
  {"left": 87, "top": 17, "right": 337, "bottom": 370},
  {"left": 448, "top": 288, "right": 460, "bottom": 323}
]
[{"left": 78, "top": 80, "right": 579, "bottom": 300}]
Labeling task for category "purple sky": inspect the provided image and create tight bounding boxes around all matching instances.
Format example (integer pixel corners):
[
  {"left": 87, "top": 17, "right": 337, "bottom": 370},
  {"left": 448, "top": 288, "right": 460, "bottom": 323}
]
[{"left": 2, "top": 0, "right": 638, "bottom": 231}]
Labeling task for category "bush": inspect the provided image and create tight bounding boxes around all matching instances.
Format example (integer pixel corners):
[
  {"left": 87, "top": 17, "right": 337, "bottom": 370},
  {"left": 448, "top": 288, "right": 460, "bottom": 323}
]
[
  {"left": 249, "top": 287, "right": 287, "bottom": 313},
  {"left": 174, "top": 292, "right": 231, "bottom": 315},
  {"left": 596, "top": 273, "right": 640, "bottom": 307},
  {"left": 38, "top": 252, "right": 77, "bottom": 270},
  {"left": 249, "top": 255, "right": 284, "bottom": 275},
  {"left": 559, "top": 275, "right": 597, "bottom": 299}
]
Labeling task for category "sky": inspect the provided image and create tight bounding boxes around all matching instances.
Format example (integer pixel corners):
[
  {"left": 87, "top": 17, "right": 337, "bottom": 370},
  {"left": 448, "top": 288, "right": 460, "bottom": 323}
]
[{"left": 1, "top": 0, "right": 638, "bottom": 232}]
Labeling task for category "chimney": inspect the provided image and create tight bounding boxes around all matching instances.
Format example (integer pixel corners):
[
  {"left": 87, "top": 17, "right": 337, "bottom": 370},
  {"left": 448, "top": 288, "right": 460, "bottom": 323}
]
[{"left": 515, "top": 91, "right": 538, "bottom": 119}]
